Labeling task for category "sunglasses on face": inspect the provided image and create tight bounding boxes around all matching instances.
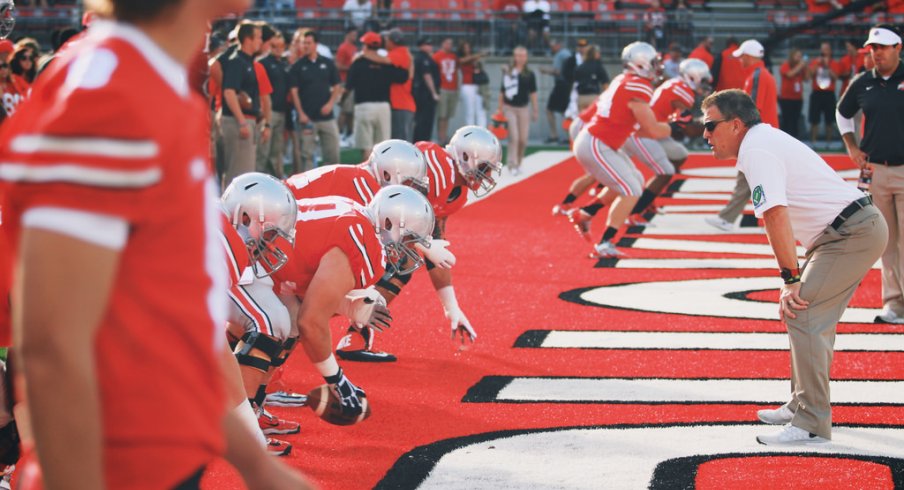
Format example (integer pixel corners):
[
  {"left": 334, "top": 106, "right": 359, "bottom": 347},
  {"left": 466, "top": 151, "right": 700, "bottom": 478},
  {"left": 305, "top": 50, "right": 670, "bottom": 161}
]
[{"left": 703, "top": 119, "right": 728, "bottom": 132}]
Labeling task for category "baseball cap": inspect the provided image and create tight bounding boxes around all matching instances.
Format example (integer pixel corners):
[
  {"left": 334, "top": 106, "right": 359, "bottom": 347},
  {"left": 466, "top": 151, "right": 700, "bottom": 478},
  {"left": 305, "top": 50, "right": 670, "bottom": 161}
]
[
  {"left": 0, "top": 40, "right": 12, "bottom": 55},
  {"left": 381, "top": 28, "right": 405, "bottom": 45},
  {"left": 360, "top": 31, "right": 382, "bottom": 47},
  {"left": 732, "top": 39, "right": 764, "bottom": 58},
  {"left": 863, "top": 25, "right": 902, "bottom": 47}
]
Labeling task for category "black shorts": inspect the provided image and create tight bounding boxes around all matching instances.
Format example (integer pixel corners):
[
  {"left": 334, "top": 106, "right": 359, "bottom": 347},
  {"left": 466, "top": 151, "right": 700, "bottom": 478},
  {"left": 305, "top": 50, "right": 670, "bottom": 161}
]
[
  {"left": 808, "top": 90, "right": 836, "bottom": 125},
  {"left": 546, "top": 79, "right": 570, "bottom": 113}
]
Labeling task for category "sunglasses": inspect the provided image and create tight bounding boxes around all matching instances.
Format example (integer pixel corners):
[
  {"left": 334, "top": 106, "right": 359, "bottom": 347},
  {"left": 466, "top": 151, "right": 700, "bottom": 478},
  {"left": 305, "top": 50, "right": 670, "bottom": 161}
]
[{"left": 703, "top": 119, "right": 729, "bottom": 132}]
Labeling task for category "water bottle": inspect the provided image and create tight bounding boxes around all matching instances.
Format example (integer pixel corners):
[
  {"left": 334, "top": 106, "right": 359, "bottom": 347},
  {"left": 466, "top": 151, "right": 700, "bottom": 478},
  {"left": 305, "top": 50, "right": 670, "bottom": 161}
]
[{"left": 857, "top": 165, "right": 873, "bottom": 194}]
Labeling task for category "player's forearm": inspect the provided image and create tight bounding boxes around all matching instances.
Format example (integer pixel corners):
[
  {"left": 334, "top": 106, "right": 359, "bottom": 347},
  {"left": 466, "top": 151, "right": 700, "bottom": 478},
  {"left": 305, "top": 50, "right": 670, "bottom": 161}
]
[
  {"left": 762, "top": 206, "right": 799, "bottom": 271},
  {"left": 429, "top": 266, "right": 453, "bottom": 291},
  {"left": 223, "top": 89, "right": 247, "bottom": 125},
  {"left": 222, "top": 409, "right": 277, "bottom": 483}
]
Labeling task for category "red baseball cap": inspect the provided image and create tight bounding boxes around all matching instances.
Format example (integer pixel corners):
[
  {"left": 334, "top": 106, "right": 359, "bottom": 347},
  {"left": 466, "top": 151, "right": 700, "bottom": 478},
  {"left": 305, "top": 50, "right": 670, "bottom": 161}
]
[
  {"left": 0, "top": 40, "right": 13, "bottom": 55},
  {"left": 359, "top": 31, "right": 382, "bottom": 47}
]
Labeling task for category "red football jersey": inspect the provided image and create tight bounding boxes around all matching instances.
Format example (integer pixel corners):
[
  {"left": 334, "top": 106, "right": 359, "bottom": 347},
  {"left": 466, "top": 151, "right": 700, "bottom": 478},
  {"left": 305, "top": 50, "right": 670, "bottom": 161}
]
[
  {"left": 285, "top": 163, "right": 380, "bottom": 206},
  {"left": 0, "top": 205, "right": 10, "bottom": 347},
  {"left": 586, "top": 73, "right": 654, "bottom": 150},
  {"left": 577, "top": 103, "right": 596, "bottom": 123},
  {"left": 0, "top": 21, "right": 225, "bottom": 489},
  {"left": 416, "top": 141, "right": 468, "bottom": 219},
  {"left": 273, "top": 197, "right": 386, "bottom": 298},
  {"left": 220, "top": 212, "right": 250, "bottom": 288},
  {"left": 650, "top": 78, "right": 696, "bottom": 122}
]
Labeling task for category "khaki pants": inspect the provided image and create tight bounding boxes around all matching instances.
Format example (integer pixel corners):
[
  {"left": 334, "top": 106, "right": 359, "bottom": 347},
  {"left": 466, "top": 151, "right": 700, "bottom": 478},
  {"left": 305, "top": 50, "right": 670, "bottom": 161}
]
[
  {"left": 354, "top": 102, "right": 391, "bottom": 154},
  {"left": 577, "top": 94, "right": 598, "bottom": 112},
  {"left": 300, "top": 119, "right": 341, "bottom": 170},
  {"left": 872, "top": 163, "right": 904, "bottom": 315},
  {"left": 502, "top": 104, "right": 530, "bottom": 170},
  {"left": 719, "top": 171, "right": 751, "bottom": 223},
  {"left": 220, "top": 115, "right": 256, "bottom": 188},
  {"left": 255, "top": 111, "right": 286, "bottom": 178},
  {"left": 786, "top": 205, "right": 887, "bottom": 439}
]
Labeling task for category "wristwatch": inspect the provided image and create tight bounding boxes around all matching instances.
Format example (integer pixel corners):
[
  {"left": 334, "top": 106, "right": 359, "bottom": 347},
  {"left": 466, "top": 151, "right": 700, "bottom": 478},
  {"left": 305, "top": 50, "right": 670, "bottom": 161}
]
[{"left": 780, "top": 267, "right": 801, "bottom": 285}]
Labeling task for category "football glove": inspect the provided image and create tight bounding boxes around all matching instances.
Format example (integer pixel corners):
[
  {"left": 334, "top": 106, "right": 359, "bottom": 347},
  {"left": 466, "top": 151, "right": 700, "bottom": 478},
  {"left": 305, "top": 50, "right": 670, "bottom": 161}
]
[
  {"left": 337, "top": 287, "right": 392, "bottom": 332},
  {"left": 327, "top": 368, "right": 366, "bottom": 417},
  {"left": 437, "top": 286, "right": 477, "bottom": 343},
  {"left": 415, "top": 239, "right": 457, "bottom": 269}
]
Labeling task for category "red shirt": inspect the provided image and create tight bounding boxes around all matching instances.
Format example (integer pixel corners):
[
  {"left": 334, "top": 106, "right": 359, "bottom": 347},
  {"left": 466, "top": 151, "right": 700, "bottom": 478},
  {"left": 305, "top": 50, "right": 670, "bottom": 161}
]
[
  {"left": 460, "top": 61, "right": 475, "bottom": 85},
  {"left": 715, "top": 45, "right": 747, "bottom": 91},
  {"left": 286, "top": 164, "right": 381, "bottom": 206},
  {"left": 433, "top": 50, "right": 459, "bottom": 91},
  {"left": 779, "top": 60, "right": 805, "bottom": 100},
  {"left": 0, "top": 206, "right": 9, "bottom": 347},
  {"left": 388, "top": 46, "right": 416, "bottom": 112},
  {"left": 837, "top": 53, "right": 862, "bottom": 94},
  {"left": 688, "top": 45, "right": 714, "bottom": 68},
  {"left": 743, "top": 61, "right": 779, "bottom": 127},
  {"left": 0, "top": 77, "right": 28, "bottom": 118},
  {"left": 416, "top": 141, "right": 468, "bottom": 219},
  {"left": 809, "top": 57, "right": 840, "bottom": 92},
  {"left": 0, "top": 22, "right": 225, "bottom": 488},
  {"left": 650, "top": 78, "right": 696, "bottom": 122},
  {"left": 586, "top": 73, "right": 654, "bottom": 150},
  {"left": 255, "top": 60, "right": 273, "bottom": 97},
  {"left": 273, "top": 196, "right": 385, "bottom": 297},
  {"left": 336, "top": 40, "right": 357, "bottom": 82}
]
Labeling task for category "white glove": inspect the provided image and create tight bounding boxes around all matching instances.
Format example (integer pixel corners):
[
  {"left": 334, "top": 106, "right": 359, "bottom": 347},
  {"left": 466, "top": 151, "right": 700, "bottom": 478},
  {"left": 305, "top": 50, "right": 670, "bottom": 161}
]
[
  {"left": 336, "top": 287, "right": 392, "bottom": 331},
  {"left": 437, "top": 286, "right": 476, "bottom": 343},
  {"left": 415, "top": 239, "right": 456, "bottom": 269}
]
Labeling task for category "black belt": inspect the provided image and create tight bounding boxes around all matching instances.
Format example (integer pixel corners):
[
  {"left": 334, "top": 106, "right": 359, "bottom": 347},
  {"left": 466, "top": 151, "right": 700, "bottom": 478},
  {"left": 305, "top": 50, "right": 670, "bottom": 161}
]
[{"left": 830, "top": 195, "right": 873, "bottom": 231}]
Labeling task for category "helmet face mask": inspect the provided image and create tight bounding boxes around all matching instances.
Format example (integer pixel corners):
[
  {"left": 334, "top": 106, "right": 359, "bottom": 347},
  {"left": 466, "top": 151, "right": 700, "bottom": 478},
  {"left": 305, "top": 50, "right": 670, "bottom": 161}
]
[
  {"left": 0, "top": 1, "right": 15, "bottom": 40},
  {"left": 222, "top": 173, "right": 298, "bottom": 278},
  {"left": 447, "top": 125, "right": 503, "bottom": 198},
  {"left": 622, "top": 41, "right": 659, "bottom": 80},
  {"left": 369, "top": 139, "right": 429, "bottom": 195},
  {"left": 368, "top": 185, "right": 435, "bottom": 276},
  {"left": 679, "top": 58, "right": 713, "bottom": 93}
]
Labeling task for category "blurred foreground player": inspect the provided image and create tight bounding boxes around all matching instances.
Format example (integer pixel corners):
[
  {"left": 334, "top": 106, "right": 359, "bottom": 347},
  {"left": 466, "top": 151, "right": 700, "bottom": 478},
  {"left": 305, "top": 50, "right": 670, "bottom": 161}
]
[{"left": 0, "top": 0, "right": 309, "bottom": 488}]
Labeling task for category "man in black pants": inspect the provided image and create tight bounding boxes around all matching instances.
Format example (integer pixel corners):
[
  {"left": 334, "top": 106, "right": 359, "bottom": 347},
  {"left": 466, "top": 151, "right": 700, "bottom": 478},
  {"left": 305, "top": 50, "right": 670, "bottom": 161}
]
[{"left": 412, "top": 37, "right": 441, "bottom": 143}]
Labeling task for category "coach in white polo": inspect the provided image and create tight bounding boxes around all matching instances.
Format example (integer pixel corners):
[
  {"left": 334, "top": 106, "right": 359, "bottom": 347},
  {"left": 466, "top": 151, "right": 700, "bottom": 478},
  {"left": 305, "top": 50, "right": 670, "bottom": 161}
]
[{"left": 701, "top": 89, "right": 888, "bottom": 445}]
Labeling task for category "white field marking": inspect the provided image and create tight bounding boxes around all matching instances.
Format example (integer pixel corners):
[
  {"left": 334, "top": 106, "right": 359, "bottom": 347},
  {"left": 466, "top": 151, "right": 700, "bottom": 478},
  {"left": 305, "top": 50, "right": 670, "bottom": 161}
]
[
  {"left": 659, "top": 204, "right": 754, "bottom": 213},
  {"left": 612, "top": 258, "right": 881, "bottom": 270},
  {"left": 681, "top": 167, "right": 859, "bottom": 180},
  {"left": 539, "top": 331, "right": 904, "bottom": 351},
  {"left": 671, "top": 192, "right": 733, "bottom": 200},
  {"left": 578, "top": 277, "right": 880, "bottom": 323},
  {"left": 634, "top": 214, "right": 764, "bottom": 235},
  {"left": 679, "top": 178, "right": 739, "bottom": 193},
  {"left": 466, "top": 151, "right": 573, "bottom": 205},
  {"left": 628, "top": 238, "right": 802, "bottom": 256},
  {"left": 495, "top": 378, "right": 904, "bottom": 404},
  {"left": 418, "top": 425, "right": 904, "bottom": 490}
]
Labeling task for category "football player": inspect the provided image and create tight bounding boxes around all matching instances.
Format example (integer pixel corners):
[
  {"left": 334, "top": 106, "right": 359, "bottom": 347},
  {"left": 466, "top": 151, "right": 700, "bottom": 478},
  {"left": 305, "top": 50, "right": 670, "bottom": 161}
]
[
  {"left": 569, "top": 42, "right": 672, "bottom": 258},
  {"left": 274, "top": 186, "right": 435, "bottom": 417}
]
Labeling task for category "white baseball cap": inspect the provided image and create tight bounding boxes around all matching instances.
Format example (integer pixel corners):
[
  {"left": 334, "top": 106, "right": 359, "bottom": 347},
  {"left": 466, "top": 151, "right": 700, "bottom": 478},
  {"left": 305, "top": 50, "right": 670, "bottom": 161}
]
[
  {"left": 732, "top": 39, "right": 764, "bottom": 58},
  {"left": 863, "top": 26, "right": 902, "bottom": 47}
]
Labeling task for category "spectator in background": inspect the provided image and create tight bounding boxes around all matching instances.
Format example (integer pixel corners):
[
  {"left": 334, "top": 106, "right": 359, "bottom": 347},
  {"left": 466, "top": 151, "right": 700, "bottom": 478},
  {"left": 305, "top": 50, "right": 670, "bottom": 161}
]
[
  {"left": 10, "top": 47, "right": 35, "bottom": 87},
  {"left": 412, "top": 37, "right": 441, "bottom": 142},
  {"left": 498, "top": 46, "right": 538, "bottom": 176},
  {"left": 838, "top": 40, "right": 863, "bottom": 95},
  {"left": 221, "top": 21, "right": 264, "bottom": 186},
  {"left": 289, "top": 30, "right": 341, "bottom": 170},
  {"left": 643, "top": 0, "right": 667, "bottom": 51},
  {"left": 688, "top": 36, "right": 714, "bottom": 68},
  {"left": 671, "top": 0, "right": 693, "bottom": 47},
  {"left": 347, "top": 31, "right": 408, "bottom": 159},
  {"left": 779, "top": 48, "right": 806, "bottom": 138},
  {"left": 0, "top": 40, "right": 12, "bottom": 65},
  {"left": 494, "top": 0, "right": 523, "bottom": 54},
  {"left": 384, "top": 28, "right": 415, "bottom": 141},
  {"left": 561, "top": 38, "right": 589, "bottom": 110},
  {"left": 458, "top": 40, "right": 489, "bottom": 129},
  {"left": 712, "top": 37, "right": 746, "bottom": 92},
  {"left": 335, "top": 27, "right": 358, "bottom": 146},
  {"left": 808, "top": 41, "right": 840, "bottom": 145},
  {"left": 434, "top": 38, "right": 458, "bottom": 145},
  {"left": 343, "top": 0, "right": 372, "bottom": 31},
  {"left": 663, "top": 42, "right": 684, "bottom": 79},
  {"left": 523, "top": 0, "right": 551, "bottom": 54},
  {"left": 540, "top": 39, "right": 571, "bottom": 143},
  {"left": 256, "top": 27, "right": 289, "bottom": 178},
  {"left": 0, "top": 56, "right": 26, "bottom": 121},
  {"left": 573, "top": 44, "right": 609, "bottom": 111}
]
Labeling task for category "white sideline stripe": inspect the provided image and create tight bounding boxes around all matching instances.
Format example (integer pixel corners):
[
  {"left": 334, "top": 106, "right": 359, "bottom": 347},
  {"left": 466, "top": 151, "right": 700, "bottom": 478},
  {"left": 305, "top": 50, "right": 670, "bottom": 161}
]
[
  {"left": 671, "top": 192, "right": 733, "bottom": 200},
  {"left": 539, "top": 331, "right": 904, "bottom": 351},
  {"left": 629, "top": 238, "right": 802, "bottom": 256},
  {"left": 0, "top": 162, "right": 162, "bottom": 188},
  {"left": 638, "top": 214, "right": 764, "bottom": 235},
  {"left": 613, "top": 258, "right": 881, "bottom": 270},
  {"left": 496, "top": 378, "right": 904, "bottom": 404},
  {"left": 11, "top": 135, "right": 159, "bottom": 159},
  {"left": 659, "top": 204, "right": 753, "bottom": 213},
  {"left": 679, "top": 178, "right": 739, "bottom": 193}
]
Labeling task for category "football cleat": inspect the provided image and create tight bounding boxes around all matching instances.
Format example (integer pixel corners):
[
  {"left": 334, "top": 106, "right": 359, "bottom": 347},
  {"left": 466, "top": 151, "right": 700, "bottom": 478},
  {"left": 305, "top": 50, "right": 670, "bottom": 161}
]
[
  {"left": 626, "top": 213, "right": 653, "bottom": 227},
  {"left": 551, "top": 203, "right": 572, "bottom": 217},
  {"left": 265, "top": 391, "right": 308, "bottom": 408},
  {"left": 566, "top": 208, "right": 594, "bottom": 243},
  {"left": 266, "top": 437, "right": 293, "bottom": 457},
  {"left": 336, "top": 327, "right": 397, "bottom": 362},
  {"left": 258, "top": 408, "right": 301, "bottom": 435},
  {"left": 590, "top": 241, "right": 626, "bottom": 259}
]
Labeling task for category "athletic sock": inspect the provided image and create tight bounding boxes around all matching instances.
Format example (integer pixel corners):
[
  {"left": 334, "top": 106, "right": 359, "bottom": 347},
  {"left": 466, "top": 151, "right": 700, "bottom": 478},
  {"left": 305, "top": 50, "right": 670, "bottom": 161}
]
[
  {"left": 600, "top": 227, "right": 618, "bottom": 244},
  {"left": 631, "top": 189, "right": 658, "bottom": 215},
  {"left": 561, "top": 193, "right": 577, "bottom": 205},
  {"left": 582, "top": 202, "right": 604, "bottom": 216}
]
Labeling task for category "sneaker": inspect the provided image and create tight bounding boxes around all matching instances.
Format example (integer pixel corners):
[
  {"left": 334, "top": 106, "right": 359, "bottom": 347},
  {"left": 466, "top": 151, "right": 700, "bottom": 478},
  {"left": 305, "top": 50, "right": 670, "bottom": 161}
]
[
  {"left": 875, "top": 306, "right": 904, "bottom": 324},
  {"left": 258, "top": 408, "right": 301, "bottom": 435},
  {"left": 336, "top": 327, "right": 397, "bottom": 362},
  {"left": 626, "top": 213, "right": 653, "bottom": 227},
  {"left": 510, "top": 167, "right": 521, "bottom": 176},
  {"left": 590, "top": 240, "right": 625, "bottom": 259},
  {"left": 704, "top": 215, "right": 735, "bottom": 232},
  {"left": 566, "top": 208, "right": 594, "bottom": 243},
  {"left": 266, "top": 391, "right": 308, "bottom": 408},
  {"left": 266, "top": 437, "right": 292, "bottom": 457},
  {"left": 756, "top": 423, "right": 829, "bottom": 445},
  {"left": 757, "top": 404, "right": 794, "bottom": 425},
  {"left": 551, "top": 203, "right": 572, "bottom": 217}
]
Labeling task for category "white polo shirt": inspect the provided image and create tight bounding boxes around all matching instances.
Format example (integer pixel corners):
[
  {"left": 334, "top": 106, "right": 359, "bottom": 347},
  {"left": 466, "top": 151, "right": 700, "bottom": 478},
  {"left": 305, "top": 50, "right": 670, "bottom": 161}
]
[{"left": 736, "top": 123, "right": 865, "bottom": 249}]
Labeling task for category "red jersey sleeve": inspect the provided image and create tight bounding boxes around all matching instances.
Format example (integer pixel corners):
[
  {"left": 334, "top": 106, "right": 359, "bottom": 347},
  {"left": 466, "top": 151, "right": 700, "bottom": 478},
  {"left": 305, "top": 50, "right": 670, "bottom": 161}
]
[
  {"left": 417, "top": 141, "right": 461, "bottom": 216},
  {"left": 329, "top": 214, "right": 386, "bottom": 289}
]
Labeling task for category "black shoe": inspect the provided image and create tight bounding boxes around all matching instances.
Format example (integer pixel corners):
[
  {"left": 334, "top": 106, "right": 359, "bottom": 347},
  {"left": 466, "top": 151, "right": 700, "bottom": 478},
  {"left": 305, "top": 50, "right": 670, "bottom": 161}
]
[{"left": 336, "top": 349, "right": 398, "bottom": 362}]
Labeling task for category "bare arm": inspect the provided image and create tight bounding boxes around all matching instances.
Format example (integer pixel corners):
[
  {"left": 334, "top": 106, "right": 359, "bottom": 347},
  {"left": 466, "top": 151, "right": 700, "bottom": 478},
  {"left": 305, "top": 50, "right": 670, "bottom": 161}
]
[
  {"left": 628, "top": 99, "right": 671, "bottom": 139},
  {"left": 429, "top": 266, "right": 453, "bottom": 291},
  {"left": 17, "top": 229, "right": 119, "bottom": 490},
  {"left": 424, "top": 73, "right": 439, "bottom": 99},
  {"left": 297, "top": 247, "right": 356, "bottom": 363},
  {"left": 787, "top": 61, "right": 806, "bottom": 77},
  {"left": 290, "top": 88, "right": 310, "bottom": 124},
  {"left": 222, "top": 409, "right": 314, "bottom": 489}
]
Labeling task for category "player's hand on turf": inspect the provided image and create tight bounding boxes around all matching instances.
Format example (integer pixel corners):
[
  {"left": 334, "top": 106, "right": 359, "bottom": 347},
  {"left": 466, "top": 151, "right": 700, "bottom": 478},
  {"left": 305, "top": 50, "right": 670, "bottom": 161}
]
[
  {"left": 367, "top": 296, "right": 392, "bottom": 331},
  {"left": 779, "top": 281, "right": 808, "bottom": 321},
  {"left": 330, "top": 371, "right": 366, "bottom": 416},
  {"left": 447, "top": 307, "right": 477, "bottom": 343}
]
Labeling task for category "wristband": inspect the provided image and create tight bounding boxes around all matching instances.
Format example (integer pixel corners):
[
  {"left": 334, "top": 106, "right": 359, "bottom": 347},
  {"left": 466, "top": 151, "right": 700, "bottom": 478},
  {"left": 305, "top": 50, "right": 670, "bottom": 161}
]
[
  {"left": 314, "top": 353, "right": 341, "bottom": 380},
  {"left": 780, "top": 267, "right": 801, "bottom": 285}
]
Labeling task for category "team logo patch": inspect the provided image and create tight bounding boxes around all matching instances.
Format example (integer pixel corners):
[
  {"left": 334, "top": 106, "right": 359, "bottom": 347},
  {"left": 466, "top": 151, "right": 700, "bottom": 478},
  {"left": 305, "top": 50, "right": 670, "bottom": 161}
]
[
  {"left": 751, "top": 185, "right": 766, "bottom": 208},
  {"left": 897, "top": 81, "right": 904, "bottom": 91}
]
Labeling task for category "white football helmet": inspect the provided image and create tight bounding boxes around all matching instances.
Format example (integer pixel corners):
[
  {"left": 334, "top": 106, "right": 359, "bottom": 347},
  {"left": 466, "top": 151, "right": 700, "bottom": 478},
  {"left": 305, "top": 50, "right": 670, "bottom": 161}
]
[
  {"left": 0, "top": 1, "right": 14, "bottom": 40},
  {"left": 622, "top": 41, "right": 659, "bottom": 80},
  {"left": 369, "top": 139, "right": 429, "bottom": 194},
  {"left": 679, "top": 58, "right": 713, "bottom": 92},
  {"left": 368, "top": 185, "right": 435, "bottom": 276},
  {"left": 446, "top": 125, "right": 502, "bottom": 197},
  {"left": 221, "top": 172, "right": 298, "bottom": 278}
]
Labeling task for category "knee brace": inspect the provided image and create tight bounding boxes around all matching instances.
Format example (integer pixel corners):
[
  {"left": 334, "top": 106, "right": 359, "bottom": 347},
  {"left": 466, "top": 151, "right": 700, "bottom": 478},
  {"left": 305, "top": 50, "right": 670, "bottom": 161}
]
[
  {"left": 270, "top": 336, "right": 298, "bottom": 368},
  {"left": 234, "top": 332, "right": 284, "bottom": 374}
]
